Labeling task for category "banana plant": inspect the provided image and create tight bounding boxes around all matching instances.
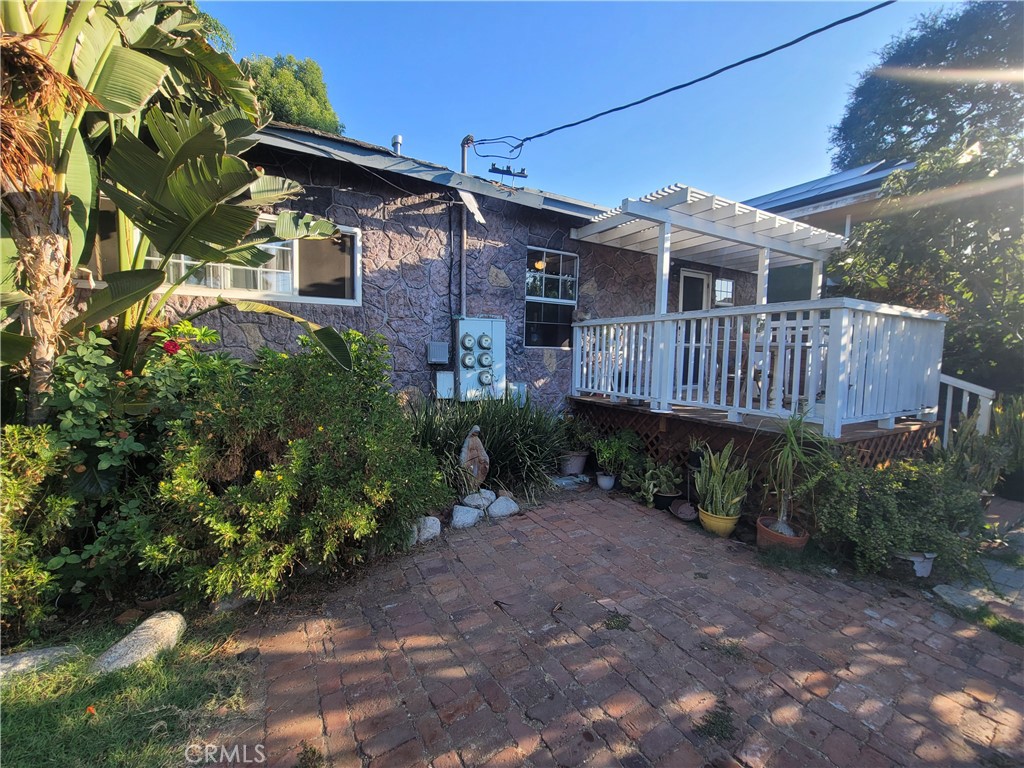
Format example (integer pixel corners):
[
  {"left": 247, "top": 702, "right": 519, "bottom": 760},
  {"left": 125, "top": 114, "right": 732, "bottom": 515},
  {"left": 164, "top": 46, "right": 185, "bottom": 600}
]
[
  {"left": 0, "top": 1, "right": 349, "bottom": 423},
  {"left": 98, "top": 102, "right": 350, "bottom": 369}
]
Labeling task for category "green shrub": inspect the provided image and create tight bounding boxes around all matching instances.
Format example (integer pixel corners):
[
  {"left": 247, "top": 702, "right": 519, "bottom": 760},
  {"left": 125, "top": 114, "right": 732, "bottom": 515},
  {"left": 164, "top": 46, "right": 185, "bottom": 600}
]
[
  {"left": 144, "top": 332, "right": 448, "bottom": 601},
  {"left": 409, "top": 395, "right": 566, "bottom": 500},
  {"left": 814, "top": 457, "right": 984, "bottom": 578},
  {"left": 0, "top": 425, "right": 76, "bottom": 640},
  {"left": 593, "top": 430, "right": 643, "bottom": 476}
]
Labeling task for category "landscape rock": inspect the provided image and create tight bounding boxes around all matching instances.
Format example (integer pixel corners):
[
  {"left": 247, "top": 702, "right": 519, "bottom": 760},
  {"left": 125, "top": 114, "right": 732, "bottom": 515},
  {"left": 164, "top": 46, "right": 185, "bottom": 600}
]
[
  {"left": 212, "top": 593, "right": 255, "bottom": 614},
  {"left": 0, "top": 645, "right": 82, "bottom": 680},
  {"left": 480, "top": 489, "right": 497, "bottom": 504},
  {"left": 417, "top": 516, "right": 442, "bottom": 542},
  {"left": 461, "top": 492, "right": 490, "bottom": 509},
  {"left": 487, "top": 496, "right": 520, "bottom": 519},
  {"left": 452, "top": 505, "right": 483, "bottom": 529},
  {"left": 90, "top": 611, "right": 186, "bottom": 675},
  {"left": 933, "top": 584, "right": 986, "bottom": 612},
  {"left": 236, "top": 647, "right": 260, "bottom": 663}
]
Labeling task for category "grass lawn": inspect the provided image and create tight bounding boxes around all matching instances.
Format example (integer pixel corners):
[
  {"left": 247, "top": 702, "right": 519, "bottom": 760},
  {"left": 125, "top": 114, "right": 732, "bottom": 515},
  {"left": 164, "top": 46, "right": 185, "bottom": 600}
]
[{"left": 1, "top": 613, "right": 249, "bottom": 768}]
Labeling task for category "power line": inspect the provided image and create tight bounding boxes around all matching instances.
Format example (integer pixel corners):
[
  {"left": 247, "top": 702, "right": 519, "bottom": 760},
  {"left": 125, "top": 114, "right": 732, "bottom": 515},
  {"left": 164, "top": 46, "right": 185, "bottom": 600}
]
[{"left": 473, "top": 0, "right": 897, "bottom": 159}]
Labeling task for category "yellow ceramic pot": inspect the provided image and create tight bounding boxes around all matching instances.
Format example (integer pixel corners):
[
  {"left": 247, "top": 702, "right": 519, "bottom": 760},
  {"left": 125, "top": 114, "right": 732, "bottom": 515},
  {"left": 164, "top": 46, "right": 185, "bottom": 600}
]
[{"left": 698, "top": 507, "right": 739, "bottom": 538}]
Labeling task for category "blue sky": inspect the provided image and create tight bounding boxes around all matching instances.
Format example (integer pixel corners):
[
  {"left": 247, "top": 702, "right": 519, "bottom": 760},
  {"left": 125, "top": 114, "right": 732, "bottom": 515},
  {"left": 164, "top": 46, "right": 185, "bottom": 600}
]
[{"left": 206, "top": 1, "right": 951, "bottom": 207}]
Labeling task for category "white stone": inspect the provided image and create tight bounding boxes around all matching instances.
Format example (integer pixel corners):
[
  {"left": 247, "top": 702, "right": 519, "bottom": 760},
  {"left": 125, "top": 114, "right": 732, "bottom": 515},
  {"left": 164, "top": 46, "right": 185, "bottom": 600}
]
[
  {"left": 461, "top": 493, "right": 489, "bottom": 509},
  {"left": 0, "top": 645, "right": 82, "bottom": 680},
  {"left": 417, "top": 516, "right": 442, "bottom": 542},
  {"left": 933, "top": 584, "right": 986, "bottom": 612},
  {"left": 451, "top": 505, "right": 483, "bottom": 529},
  {"left": 487, "top": 496, "right": 520, "bottom": 519},
  {"left": 90, "top": 611, "right": 186, "bottom": 675},
  {"left": 480, "top": 489, "right": 497, "bottom": 504}
]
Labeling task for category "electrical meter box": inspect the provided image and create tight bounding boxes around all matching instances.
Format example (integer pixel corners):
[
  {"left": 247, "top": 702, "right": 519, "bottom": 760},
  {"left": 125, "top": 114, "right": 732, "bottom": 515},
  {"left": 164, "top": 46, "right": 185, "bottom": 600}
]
[{"left": 454, "top": 318, "right": 506, "bottom": 401}]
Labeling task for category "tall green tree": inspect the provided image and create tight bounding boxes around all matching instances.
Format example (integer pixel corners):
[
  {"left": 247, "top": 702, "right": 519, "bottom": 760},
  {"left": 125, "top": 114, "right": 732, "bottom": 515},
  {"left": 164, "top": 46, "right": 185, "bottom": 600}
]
[
  {"left": 244, "top": 54, "right": 343, "bottom": 134},
  {"left": 829, "top": 135, "right": 1023, "bottom": 393},
  {"left": 830, "top": 1, "right": 1023, "bottom": 171}
]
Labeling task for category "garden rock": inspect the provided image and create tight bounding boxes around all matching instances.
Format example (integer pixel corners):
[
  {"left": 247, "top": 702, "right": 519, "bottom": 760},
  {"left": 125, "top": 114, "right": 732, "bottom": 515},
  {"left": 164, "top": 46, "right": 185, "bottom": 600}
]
[
  {"left": 462, "top": 490, "right": 495, "bottom": 509},
  {"left": 487, "top": 496, "right": 520, "bottom": 519},
  {"left": 417, "top": 516, "right": 442, "bottom": 542},
  {"left": 933, "top": 584, "right": 986, "bottom": 612},
  {"left": 0, "top": 645, "right": 82, "bottom": 680},
  {"left": 212, "top": 593, "right": 255, "bottom": 614},
  {"left": 452, "top": 505, "right": 483, "bottom": 529},
  {"left": 90, "top": 611, "right": 186, "bottom": 675}
]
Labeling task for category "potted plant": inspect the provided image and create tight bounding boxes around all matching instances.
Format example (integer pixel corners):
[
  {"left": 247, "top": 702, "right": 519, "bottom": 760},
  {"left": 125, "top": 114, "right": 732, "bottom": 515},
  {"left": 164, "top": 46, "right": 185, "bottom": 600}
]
[
  {"left": 622, "top": 461, "right": 685, "bottom": 510},
  {"left": 758, "top": 413, "right": 830, "bottom": 552},
  {"left": 593, "top": 430, "right": 643, "bottom": 491},
  {"left": 693, "top": 441, "right": 750, "bottom": 537},
  {"left": 559, "top": 414, "right": 595, "bottom": 476}
]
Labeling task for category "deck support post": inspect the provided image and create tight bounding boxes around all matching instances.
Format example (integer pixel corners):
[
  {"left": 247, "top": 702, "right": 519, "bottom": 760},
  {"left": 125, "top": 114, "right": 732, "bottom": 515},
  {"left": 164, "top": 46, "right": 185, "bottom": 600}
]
[
  {"left": 811, "top": 260, "right": 824, "bottom": 299},
  {"left": 649, "top": 223, "right": 674, "bottom": 412},
  {"left": 822, "top": 307, "right": 852, "bottom": 439},
  {"left": 876, "top": 417, "right": 896, "bottom": 430},
  {"left": 756, "top": 248, "right": 770, "bottom": 304}
]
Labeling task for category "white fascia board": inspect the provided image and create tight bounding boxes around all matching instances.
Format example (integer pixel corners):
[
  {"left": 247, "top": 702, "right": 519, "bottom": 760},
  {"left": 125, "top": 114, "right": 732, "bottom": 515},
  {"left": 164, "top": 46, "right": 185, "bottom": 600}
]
[{"left": 623, "top": 199, "right": 832, "bottom": 262}]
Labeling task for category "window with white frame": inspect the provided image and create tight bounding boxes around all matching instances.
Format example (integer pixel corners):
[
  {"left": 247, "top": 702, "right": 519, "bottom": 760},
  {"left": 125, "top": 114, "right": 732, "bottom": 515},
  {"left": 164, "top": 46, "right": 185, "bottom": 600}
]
[
  {"left": 525, "top": 248, "right": 578, "bottom": 349},
  {"left": 714, "top": 277, "right": 734, "bottom": 307},
  {"left": 140, "top": 216, "right": 361, "bottom": 305}
]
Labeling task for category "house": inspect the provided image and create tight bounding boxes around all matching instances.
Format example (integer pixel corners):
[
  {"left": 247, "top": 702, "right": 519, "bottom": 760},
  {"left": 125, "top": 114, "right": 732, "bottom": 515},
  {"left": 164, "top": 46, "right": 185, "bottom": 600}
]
[
  {"left": 124, "top": 123, "right": 981, "bottom": 464},
  {"left": 145, "top": 123, "right": 757, "bottom": 407}
]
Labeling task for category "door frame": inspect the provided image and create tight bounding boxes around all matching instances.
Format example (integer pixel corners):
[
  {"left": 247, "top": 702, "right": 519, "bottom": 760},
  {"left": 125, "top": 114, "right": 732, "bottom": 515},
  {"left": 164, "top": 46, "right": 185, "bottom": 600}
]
[{"left": 677, "top": 269, "right": 712, "bottom": 312}]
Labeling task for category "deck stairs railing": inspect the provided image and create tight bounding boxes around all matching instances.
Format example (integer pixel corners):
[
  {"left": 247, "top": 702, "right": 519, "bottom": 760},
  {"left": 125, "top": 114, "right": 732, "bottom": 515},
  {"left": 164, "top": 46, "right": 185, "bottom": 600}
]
[
  {"left": 572, "top": 298, "right": 948, "bottom": 439},
  {"left": 938, "top": 374, "right": 997, "bottom": 448}
]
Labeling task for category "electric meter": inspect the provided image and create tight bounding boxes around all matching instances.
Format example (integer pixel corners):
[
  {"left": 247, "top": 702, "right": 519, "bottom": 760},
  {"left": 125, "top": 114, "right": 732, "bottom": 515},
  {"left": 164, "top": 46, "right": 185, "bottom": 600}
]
[
  {"left": 460, "top": 352, "right": 476, "bottom": 368},
  {"left": 478, "top": 352, "right": 493, "bottom": 368},
  {"left": 460, "top": 333, "right": 476, "bottom": 350},
  {"left": 478, "top": 334, "right": 492, "bottom": 350},
  {"left": 479, "top": 371, "right": 493, "bottom": 386}
]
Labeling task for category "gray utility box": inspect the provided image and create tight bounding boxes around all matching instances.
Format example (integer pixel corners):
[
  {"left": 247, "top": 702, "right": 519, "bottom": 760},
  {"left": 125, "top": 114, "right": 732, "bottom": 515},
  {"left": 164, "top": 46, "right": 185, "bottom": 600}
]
[{"left": 455, "top": 318, "right": 506, "bottom": 401}]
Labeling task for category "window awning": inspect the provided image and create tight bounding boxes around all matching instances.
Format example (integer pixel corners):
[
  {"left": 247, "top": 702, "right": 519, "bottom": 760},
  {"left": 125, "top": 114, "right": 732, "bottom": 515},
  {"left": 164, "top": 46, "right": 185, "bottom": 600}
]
[{"left": 570, "top": 184, "right": 846, "bottom": 272}]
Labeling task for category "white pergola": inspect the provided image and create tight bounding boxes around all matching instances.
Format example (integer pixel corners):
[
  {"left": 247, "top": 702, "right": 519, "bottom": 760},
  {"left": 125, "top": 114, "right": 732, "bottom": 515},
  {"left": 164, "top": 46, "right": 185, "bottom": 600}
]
[{"left": 570, "top": 184, "right": 846, "bottom": 314}]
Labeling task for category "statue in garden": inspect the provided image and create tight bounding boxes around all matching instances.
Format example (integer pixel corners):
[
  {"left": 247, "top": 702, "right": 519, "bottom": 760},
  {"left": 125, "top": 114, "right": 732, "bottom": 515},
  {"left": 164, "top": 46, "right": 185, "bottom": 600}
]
[{"left": 459, "top": 425, "right": 490, "bottom": 491}]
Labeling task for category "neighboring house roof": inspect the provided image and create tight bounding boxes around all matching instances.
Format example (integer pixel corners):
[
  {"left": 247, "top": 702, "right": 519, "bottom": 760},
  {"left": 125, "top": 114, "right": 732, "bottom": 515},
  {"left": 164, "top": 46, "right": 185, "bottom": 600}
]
[
  {"left": 743, "top": 159, "right": 914, "bottom": 235},
  {"left": 258, "top": 123, "right": 609, "bottom": 220},
  {"left": 572, "top": 183, "right": 846, "bottom": 273}
]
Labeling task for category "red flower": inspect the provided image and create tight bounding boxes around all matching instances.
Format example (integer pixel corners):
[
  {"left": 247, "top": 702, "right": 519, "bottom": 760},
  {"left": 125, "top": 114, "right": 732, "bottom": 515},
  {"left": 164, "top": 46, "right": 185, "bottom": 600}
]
[
  {"left": 86, "top": 705, "right": 97, "bottom": 716},
  {"left": 163, "top": 340, "right": 181, "bottom": 355}
]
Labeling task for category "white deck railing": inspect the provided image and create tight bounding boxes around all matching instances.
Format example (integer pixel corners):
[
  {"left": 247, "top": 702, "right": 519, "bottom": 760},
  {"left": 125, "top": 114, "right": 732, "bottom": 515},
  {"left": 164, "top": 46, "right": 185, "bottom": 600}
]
[
  {"left": 572, "top": 298, "right": 947, "bottom": 438},
  {"left": 938, "top": 374, "right": 996, "bottom": 447}
]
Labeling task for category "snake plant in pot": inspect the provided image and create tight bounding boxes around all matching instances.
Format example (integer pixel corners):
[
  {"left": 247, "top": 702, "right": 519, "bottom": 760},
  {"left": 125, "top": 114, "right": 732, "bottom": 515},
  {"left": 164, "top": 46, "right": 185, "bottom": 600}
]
[{"left": 693, "top": 441, "right": 750, "bottom": 537}]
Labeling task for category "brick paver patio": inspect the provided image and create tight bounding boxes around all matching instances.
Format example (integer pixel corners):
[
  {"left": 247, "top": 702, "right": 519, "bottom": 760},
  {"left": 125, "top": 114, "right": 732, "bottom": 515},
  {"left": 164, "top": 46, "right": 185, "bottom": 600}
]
[{"left": 221, "top": 490, "right": 1024, "bottom": 767}]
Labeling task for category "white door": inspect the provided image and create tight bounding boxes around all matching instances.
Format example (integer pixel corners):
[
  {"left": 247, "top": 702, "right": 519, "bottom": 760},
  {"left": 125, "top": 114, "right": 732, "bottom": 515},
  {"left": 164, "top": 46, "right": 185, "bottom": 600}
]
[{"left": 677, "top": 270, "right": 711, "bottom": 312}]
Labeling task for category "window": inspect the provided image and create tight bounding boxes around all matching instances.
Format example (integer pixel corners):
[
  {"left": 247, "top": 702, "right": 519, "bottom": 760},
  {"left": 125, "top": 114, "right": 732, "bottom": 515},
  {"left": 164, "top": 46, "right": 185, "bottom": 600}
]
[
  {"left": 714, "top": 278, "right": 734, "bottom": 307},
  {"left": 141, "top": 216, "right": 361, "bottom": 306},
  {"left": 525, "top": 248, "right": 578, "bottom": 348}
]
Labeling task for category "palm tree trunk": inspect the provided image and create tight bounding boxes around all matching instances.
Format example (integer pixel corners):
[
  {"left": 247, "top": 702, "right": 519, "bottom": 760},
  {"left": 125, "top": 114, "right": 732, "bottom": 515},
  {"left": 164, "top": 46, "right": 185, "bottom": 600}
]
[{"left": 5, "top": 190, "right": 73, "bottom": 425}]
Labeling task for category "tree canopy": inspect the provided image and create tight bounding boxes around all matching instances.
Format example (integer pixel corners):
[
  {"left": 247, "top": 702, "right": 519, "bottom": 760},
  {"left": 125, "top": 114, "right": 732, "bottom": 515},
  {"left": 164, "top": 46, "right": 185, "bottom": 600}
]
[
  {"left": 245, "top": 54, "right": 343, "bottom": 134},
  {"left": 829, "top": 135, "right": 1023, "bottom": 393},
  {"left": 830, "top": 1, "right": 1024, "bottom": 171}
]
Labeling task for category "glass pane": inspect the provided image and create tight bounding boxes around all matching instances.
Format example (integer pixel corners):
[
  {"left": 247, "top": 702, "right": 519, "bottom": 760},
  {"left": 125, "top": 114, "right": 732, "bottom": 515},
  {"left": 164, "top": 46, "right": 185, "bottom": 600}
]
[
  {"left": 526, "top": 301, "right": 543, "bottom": 322},
  {"left": 561, "top": 279, "right": 576, "bottom": 301},
  {"left": 526, "top": 274, "right": 543, "bottom": 296},
  {"left": 262, "top": 270, "right": 293, "bottom": 293},
  {"left": 225, "top": 266, "right": 258, "bottom": 290},
  {"left": 528, "top": 253, "right": 546, "bottom": 273},
  {"left": 186, "top": 263, "right": 217, "bottom": 287},
  {"left": 543, "top": 276, "right": 561, "bottom": 299}
]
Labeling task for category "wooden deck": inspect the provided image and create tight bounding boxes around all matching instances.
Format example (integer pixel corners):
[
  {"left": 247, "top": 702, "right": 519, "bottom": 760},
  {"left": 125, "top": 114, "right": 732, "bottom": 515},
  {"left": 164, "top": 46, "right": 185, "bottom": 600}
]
[{"left": 569, "top": 395, "right": 939, "bottom": 469}]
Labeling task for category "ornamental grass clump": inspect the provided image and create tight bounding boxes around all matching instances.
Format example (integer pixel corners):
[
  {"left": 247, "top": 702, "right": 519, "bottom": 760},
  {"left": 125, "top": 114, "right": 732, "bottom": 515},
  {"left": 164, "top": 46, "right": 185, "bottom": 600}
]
[
  {"left": 144, "top": 332, "right": 448, "bottom": 602},
  {"left": 409, "top": 396, "right": 566, "bottom": 500}
]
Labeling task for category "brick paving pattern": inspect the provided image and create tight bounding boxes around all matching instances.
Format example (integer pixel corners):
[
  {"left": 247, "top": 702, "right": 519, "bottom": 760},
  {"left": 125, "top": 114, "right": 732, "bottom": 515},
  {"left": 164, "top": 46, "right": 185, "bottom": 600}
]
[{"left": 220, "top": 491, "right": 1024, "bottom": 767}]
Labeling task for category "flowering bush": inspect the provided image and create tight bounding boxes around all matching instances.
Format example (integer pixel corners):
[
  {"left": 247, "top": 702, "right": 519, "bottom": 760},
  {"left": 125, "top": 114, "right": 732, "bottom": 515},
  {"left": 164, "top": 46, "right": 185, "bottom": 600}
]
[{"left": 143, "top": 332, "right": 448, "bottom": 601}]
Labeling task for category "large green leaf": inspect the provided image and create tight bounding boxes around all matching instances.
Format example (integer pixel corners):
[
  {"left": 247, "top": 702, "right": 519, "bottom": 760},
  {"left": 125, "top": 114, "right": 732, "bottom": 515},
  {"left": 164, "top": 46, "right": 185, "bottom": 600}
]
[
  {"left": 217, "top": 299, "right": 352, "bottom": 369},
  {"left": 88, "top": 45, "right": 168, "bottom": 115},
  {"left": 0, "top": 330, "right": 34, "bottom": 367},
  {"left": 66, "top": 127, "right": 97, "bottom": 269},
  {"left": 239, "top": 176, "right": 304, "bottom": 209},
  {"left": 63, "top": 269, "right": 165, "bottom": 335}
]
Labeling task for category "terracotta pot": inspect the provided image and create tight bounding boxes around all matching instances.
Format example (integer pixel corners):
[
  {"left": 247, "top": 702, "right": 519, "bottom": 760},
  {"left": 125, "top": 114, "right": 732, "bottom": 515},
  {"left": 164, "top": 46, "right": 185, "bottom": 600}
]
[
  {"left": 756, "top": 516, "right": 810, "bottom": 552},
  {"left": 653, "top": 490, "right": 682, "bottom": 511},
  {"left": 596, "top": 473, "right": 616, "bottom": 491},
  {"left": 698, "top": 507, "right": 739, "bottom": 537},
  {"left": 560, "top": 451, "right": 588, "bottom": 476}
]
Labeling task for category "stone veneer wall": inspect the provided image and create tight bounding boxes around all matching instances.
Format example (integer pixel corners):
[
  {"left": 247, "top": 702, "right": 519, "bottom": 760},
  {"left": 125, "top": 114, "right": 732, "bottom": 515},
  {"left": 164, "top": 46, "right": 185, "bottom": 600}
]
[{"left": 166, "top": 148, "right": 754, "bottom": 408}]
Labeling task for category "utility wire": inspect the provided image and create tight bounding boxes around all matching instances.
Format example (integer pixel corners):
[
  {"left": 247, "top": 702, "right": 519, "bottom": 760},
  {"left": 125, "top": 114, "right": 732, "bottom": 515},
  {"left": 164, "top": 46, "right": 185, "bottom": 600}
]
[{"left": 473, "top": 0, "right": 897, "bottom": 158}]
